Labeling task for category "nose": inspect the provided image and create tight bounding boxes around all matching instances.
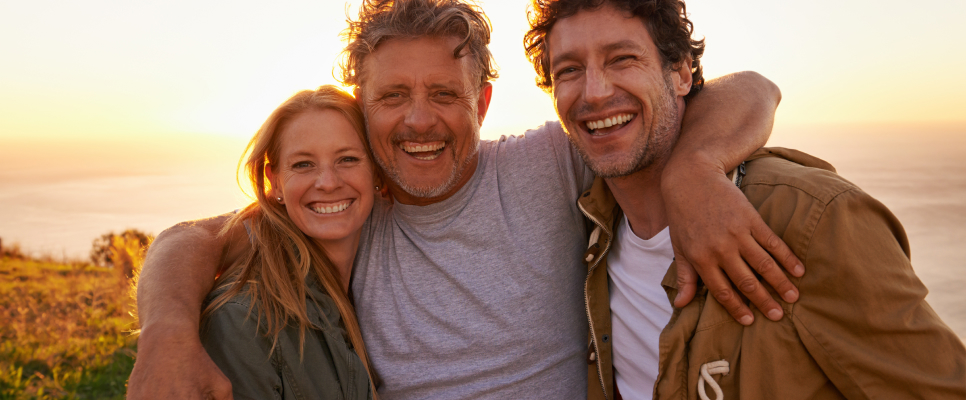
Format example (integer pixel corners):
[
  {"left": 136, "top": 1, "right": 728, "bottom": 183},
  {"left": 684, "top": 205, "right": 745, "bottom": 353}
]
[
  {"left": 583, "top": 66, "right": 613, "bottom": 105},
  {"left": 403, "top": 96, "right": 438, "bottom": 133},
  {"left": 314, "top": 165, "right": 343, "bottom": 192}
]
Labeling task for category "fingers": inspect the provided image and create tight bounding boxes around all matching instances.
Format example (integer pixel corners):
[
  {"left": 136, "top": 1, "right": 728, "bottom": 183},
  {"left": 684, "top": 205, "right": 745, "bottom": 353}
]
[
  {"left": 741, "top": 229, "right": 800, "bottom": 304},
  {"left": 723, "top": 250, "right": 786, "bottom": 322},
  {"left": 752, "top": 219, "right": 804, "bottom": 278},
  {"left": 208, "top": 376, "right": 233, "bottom": 400},
  {"left": 673, "top": 254, "right": 698, "bottom": 308},
  {"left": 202, "top": 342, "right": 234, "bottom": 400},
  {"left": 699, "top": 264, "right": 755, "bottom": 326}
]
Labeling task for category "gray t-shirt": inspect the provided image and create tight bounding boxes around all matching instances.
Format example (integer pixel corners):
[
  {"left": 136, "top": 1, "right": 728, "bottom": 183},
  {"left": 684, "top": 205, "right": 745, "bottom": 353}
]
[{"left": 352, "top": 121, "right": 594, "bottom": 399}]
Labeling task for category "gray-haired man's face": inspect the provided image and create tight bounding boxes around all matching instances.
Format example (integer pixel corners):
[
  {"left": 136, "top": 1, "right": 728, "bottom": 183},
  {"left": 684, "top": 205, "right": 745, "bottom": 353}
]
[{"left": 358, "top": 36, "right": 491, "bottom": 204}]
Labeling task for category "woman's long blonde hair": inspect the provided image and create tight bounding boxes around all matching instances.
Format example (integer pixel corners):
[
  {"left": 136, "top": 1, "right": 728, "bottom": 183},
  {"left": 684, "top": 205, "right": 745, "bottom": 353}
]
[{"left": 202, "top": 85, "right": 377, "bottom": 393}]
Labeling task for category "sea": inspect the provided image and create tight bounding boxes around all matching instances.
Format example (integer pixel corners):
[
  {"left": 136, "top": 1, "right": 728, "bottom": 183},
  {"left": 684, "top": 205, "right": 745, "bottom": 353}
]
[{"left": 1, "top": 123, "right": 964, "bottom": 339}]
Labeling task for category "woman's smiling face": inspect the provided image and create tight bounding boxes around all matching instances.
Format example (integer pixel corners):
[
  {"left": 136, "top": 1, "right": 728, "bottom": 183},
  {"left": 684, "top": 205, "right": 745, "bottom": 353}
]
[{"left": 269, "top": 108, "right": 375, "bottom": 250}]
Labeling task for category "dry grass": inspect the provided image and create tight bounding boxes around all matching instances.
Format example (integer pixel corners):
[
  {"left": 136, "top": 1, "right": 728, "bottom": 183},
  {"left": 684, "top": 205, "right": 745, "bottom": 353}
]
[{"left": 0, "top": 235, "right": 146, "bottom": 399}]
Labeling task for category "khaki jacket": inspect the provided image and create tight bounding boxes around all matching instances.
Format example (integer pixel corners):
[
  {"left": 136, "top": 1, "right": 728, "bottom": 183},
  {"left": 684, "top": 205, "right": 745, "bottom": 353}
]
[{"left": 579, "top": 147, "right": 966, "bottom": 400}]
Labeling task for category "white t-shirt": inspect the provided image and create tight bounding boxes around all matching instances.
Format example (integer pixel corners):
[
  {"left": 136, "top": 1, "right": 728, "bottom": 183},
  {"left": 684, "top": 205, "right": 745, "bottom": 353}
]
[{"left": 607, "top": 216, "right": 674, "bottom": 399}]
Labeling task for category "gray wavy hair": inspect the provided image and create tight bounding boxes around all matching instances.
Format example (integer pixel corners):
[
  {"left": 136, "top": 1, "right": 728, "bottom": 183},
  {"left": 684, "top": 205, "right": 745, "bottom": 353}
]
[{"left": 339, "top": 0, "right": 499, "bottom": 91}]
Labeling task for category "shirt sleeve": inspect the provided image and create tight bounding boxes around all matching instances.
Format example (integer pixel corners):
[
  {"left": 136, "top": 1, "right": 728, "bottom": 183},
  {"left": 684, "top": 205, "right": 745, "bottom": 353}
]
[
  {"left": 550, "top": 120, "right": 595, "bottom": 193},
  {"left": 792, "top": 188, "right": 966, "bottom": 399},
  {"left": 201, "top": 301, "right": 284, "bottom": 400}
]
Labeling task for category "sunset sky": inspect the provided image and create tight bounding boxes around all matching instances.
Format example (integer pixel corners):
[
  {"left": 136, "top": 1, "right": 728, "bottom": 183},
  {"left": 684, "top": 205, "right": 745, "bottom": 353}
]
[
  {"left": 1, "top": 0, "right": 964, "bottom": 146},
  {"left": 1, "top": 0, "right": 965, "bottom": 258},
  {"left": 2, "top": 1, "right": 965, "bottom": 336}
]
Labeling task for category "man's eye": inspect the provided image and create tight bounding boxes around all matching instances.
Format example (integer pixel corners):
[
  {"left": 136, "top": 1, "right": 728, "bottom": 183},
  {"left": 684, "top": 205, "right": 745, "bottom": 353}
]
[
  {"left": 379, "top": 92, "right": 406, "bottom": 105},
  {"left": 433, "top": 91, "right": 458, "bottom": 102},
  {"left": 554, "top": 66, "right": 578, "bottom": 79}
]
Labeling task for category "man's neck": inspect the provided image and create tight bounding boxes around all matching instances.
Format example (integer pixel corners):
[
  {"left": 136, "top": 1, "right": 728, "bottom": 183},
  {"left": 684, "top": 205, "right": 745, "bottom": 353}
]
[{"left": 605, "top": 161, "right": 668, "bottom": 240}]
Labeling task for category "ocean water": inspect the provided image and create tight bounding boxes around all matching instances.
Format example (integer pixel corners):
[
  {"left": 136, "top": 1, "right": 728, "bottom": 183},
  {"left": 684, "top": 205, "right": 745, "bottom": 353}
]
[{"left": 1, "top": 124, "right": 964, "bottom": 338}]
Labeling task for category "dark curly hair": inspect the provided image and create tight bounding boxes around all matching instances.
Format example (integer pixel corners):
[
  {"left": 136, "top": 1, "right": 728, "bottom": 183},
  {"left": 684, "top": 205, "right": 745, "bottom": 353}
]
[
  {"left": 524, "top": 0, "right": 705, "bottom": 100},
  {"left": 339, "top": 0, "right": 499, "bottom": 91}
]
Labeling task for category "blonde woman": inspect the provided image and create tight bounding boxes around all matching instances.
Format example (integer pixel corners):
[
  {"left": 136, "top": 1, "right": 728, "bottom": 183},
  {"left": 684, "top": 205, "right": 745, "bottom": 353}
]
[{"left": 200, "top": 86, "right": 379, "bottom": 400}]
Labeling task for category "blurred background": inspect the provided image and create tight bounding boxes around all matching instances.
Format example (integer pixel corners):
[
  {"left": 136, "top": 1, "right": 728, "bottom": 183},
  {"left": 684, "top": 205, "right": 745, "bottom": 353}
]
[{"left": 1, "top": 0, "right": 964, "bottom": 396}]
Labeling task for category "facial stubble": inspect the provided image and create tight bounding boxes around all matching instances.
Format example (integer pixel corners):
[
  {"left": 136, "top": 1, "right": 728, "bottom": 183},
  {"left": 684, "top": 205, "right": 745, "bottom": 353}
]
[{"left": 570, "top": 75, "right": 679, "bottom": 179}]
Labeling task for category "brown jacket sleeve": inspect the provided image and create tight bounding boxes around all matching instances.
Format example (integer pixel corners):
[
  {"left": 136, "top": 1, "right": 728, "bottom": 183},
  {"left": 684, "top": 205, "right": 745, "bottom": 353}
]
[{"left": 791, "top": 187, "right": 966, "bottom": 398}]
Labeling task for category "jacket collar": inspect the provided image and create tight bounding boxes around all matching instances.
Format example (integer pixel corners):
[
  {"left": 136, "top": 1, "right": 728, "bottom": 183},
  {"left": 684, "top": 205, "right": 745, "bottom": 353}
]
[{"left": 578, "top": 176, "right": 620, "bottom": 238}]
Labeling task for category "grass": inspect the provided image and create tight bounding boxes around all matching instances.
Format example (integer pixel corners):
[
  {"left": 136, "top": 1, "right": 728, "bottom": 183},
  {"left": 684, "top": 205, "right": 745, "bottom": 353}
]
[{"left": 0, "top": 254, "right": 139, "bottom": 399}]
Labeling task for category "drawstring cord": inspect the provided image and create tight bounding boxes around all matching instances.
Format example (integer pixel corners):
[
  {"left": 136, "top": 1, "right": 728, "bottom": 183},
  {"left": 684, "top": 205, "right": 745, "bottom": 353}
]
[{"left": 698, "top": 360, "right": 730, "bottom": 400}]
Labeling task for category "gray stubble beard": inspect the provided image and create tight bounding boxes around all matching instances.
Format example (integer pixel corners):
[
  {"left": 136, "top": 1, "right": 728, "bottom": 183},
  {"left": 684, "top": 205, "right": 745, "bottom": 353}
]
[{"left": 364, "top": 115, "right": 481, "bottom": 199}]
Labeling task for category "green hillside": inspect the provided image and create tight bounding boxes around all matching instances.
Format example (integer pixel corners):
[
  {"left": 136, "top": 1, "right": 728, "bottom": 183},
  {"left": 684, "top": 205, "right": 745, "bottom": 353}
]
[{"left": 1, "top": 255, "right": 138, "bottom": 399}]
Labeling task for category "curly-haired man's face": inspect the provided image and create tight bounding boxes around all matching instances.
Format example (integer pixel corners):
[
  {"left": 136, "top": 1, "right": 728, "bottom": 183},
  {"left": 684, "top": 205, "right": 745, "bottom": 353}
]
[{"left": 546, "top": 4, "right": 692, "bottom": 178}]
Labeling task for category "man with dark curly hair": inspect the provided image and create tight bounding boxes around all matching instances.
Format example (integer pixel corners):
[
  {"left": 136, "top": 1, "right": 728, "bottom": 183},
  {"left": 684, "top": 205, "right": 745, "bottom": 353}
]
[{"left": 526, "top": 0, "right": 966, "bottom": 399}]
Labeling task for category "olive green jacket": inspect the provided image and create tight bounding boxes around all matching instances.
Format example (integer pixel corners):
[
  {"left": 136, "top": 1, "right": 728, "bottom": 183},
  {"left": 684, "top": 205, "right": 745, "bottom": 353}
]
[
  {"left": 201, "top": 278, "right": 372, "bottom": 400},
  {"left": 579, "top": 147, "right": 966, "bottom": 400}
]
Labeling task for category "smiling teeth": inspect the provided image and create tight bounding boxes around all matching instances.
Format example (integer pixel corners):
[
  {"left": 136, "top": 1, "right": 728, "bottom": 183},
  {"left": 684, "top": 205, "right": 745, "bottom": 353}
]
[
  {"left": 312, "top": 201, "right": 350, "bottom": 214},
  {"left": 400, "top": 142, "right": 445, "bottom": 161},
  {"left": 587, "top": 114, "right": 635, "bottom": 131},
  {"left": 400, "top": 143, "right": 445, "bottom": 153}
]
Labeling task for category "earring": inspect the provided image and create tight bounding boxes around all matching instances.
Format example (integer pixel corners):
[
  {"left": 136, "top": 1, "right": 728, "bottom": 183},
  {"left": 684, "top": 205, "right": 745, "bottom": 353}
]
[
  {"left": 375, "top": 185, "right": 380, "bottom": 191},
  {"left": 276, "top": 197, "right": 283, "bottom": 203}
]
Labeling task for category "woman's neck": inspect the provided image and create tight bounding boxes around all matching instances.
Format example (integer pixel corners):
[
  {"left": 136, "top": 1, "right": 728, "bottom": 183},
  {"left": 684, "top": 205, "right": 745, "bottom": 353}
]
[{"left": 316, "top": 234, "right": 360, "bottom": 294}]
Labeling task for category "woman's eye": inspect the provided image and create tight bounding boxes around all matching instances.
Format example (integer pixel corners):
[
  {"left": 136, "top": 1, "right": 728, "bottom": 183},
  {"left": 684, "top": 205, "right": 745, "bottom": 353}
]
[
  {"left": 340, "top": 156, "right": 360, "bottom": 163},
  {"left": 292, "top": 161, "right": 311, "bottom": 169}
]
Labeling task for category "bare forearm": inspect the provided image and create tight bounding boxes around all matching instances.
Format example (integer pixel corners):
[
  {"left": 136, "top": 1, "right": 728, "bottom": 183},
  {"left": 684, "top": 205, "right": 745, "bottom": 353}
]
[
  {"left": 137, "top": 213, "right": 239, "bottom": 336},
  {"left": 128, "top": 213, "right": 240, "bottom": 400},
  {"left": 661, "top": 71, "right": 801, "bottom": 323},
  {"left": 670, "top": 71, "right": 780, "bottom": 174},
  {"left": 137, "top": 221, "right": 225, "bottom": 335}
]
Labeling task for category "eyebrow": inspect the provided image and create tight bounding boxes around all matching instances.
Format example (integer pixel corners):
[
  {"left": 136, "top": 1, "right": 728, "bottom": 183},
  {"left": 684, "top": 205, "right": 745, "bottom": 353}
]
[
  {"left": 371, "top": 77, "right": 464, "bottom": 95},
  {"left": 427, "top": 81, "right": 462, "bottom": 91},
  {"left": 284, "top": 146, "right": 362, "bottom": 160},
  {"left": 370, "top": 83, "right": 409, "bottom": 95},
  {"left": 550, "top": 40, "right": 648, "bottom": 68}
]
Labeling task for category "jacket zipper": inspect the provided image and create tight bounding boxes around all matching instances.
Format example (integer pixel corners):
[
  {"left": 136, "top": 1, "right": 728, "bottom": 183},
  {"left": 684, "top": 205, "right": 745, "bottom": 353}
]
[{"left": 578, "top": 201, "right": 613, "bottom": 400}]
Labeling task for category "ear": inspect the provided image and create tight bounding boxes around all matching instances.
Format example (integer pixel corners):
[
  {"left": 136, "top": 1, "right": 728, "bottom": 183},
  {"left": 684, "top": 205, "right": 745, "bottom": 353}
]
[
  {"left": 372, "top": 168, "right": 385, "bottom": 190},
  {"left": 354, "top": 87, "right": 365, "bottom": 110},
  {"left": 265, "top": 163, "right": 282, "bottom": 202},
  {"left": 672, "top": 57, "right": 694, "bottom": 97},
  {"left": 476, "top": 82, "right": 493, "bottom": 126}
]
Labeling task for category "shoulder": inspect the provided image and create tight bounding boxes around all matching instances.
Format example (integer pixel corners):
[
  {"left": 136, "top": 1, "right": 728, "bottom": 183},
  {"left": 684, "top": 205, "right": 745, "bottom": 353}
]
[
  {"left": 740, "top": 147, "right": 909, "bottom": 269},
  {"left": 203, "top": 283, "right": 260, "bottom": 335},
  {"left": 484, "top": 120, "right": 566, "bottom": 153},
  {"left": 741, "top": 147, "right": 857, "bottom": 207}
]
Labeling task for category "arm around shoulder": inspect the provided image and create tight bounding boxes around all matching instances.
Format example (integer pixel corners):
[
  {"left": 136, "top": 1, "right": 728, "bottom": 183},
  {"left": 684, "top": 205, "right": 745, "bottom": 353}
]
[
  {"left": 663, "top": 71, "right": 803, "bottom": 325},
  {"left": 792, "top": 188, "right": 966, "bottom": 398},
  {"left": 127, "top": 212, "right": 249, "bottom": 400}
]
